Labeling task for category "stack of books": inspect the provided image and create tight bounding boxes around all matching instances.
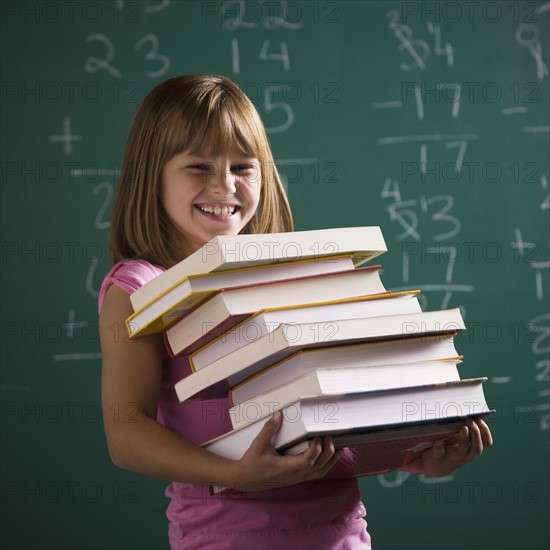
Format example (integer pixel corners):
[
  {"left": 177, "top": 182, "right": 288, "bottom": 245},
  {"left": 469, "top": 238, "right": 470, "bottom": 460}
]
[{"left": 126, "top": 227, "right": 492, "bottom": 488}]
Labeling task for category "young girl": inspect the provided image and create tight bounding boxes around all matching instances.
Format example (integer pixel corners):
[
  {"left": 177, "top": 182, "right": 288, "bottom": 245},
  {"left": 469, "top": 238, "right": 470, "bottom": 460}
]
[{"left": 99, "top": 74, "right": 492, "bottom": 549}]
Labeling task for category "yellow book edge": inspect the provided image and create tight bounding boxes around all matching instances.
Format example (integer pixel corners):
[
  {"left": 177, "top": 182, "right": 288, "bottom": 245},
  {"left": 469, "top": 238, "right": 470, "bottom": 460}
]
[
  {"left": 187, "top": 290, "right": 422, "bottom": 373},
  {"left": 352, "top": 251, "right": 384, "bottom": 267},
  {"left": 126, "top": 289, "right": 215, "bottom": 337}
]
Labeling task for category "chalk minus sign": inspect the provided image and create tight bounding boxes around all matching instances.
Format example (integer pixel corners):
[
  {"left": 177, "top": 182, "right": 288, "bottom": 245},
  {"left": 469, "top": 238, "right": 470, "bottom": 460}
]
[
  {"left": 70, "top": 169, "right": 119, "bottom": 177},
  {"left": 392, "top": 284, "right": 476, "bottom": 292},
  {"left": 523, "top": 126, "right": 550, "bottom": 133},
  {"left": 377, "top": 134, "right": 479, "bottom": 145},
  {"left": 52, "top": 352, "right": 102, "bottom": 361},
  {"left": 491, "top": 377, "right": 512, "bottom": 383},
  {"left": 372, "top": 101, "right": 402, "bottom": 109},
  {"left": 515, "top": 403, "right": 550, "bottom": 412},
  {"left": 502, "top": 107, "right": 527, "bottom": 115}
]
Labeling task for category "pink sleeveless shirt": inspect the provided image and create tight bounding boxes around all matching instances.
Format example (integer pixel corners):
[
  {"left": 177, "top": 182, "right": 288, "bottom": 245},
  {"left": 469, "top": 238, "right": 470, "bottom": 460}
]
[{"left": 99, "top": 259, "right": 371, "bottom": 550}]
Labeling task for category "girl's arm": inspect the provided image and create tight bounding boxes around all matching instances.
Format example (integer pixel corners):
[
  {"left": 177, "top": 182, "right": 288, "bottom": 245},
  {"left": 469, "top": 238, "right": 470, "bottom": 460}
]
[{"left": 100, "top": 284, "right": 340, "bottom": 491}]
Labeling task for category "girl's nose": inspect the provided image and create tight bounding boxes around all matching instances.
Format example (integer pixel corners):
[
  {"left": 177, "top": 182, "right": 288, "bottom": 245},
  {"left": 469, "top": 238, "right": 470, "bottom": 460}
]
[{"left": 210, "top": 164, "right": 236, "bottom": 195}]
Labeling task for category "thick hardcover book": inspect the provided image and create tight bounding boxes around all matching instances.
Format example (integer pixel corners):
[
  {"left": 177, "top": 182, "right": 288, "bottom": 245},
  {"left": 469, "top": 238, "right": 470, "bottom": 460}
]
[
  {"left": 205, "top": 378, "right": 489, "bottom": 455},
  {"left": 174, "top": 308, "right": 465, "bottom": 402},
  {"left": 228, "top": 360, "right": 462, "bottom": 429},
  {"left": 189, "top": 290, "right": 421, "bottom": 371},
  {"left": 204, "top": 379, "right": 492, "bottom": 493},
  {"left": 228, "top": 333, "right": 460, "bottom": 408},
  {"left": 209, "top": 412, "right": 494, "bottom": 494}
]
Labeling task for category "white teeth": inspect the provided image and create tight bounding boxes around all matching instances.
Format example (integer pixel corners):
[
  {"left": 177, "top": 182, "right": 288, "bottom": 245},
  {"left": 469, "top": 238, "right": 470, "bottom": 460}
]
[{"left": 199, "top": 205, "right": 235, "bottom": 216}]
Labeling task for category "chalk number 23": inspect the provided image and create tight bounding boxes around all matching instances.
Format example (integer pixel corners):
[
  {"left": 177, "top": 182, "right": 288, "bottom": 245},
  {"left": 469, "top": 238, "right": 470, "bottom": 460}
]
[{"left": 84, "top": 33, "right": 171, "bottom": 79}]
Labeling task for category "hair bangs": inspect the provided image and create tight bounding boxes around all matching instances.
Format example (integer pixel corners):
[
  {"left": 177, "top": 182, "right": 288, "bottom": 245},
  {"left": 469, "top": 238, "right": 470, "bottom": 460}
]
[{"left": 169, "top": 90, "right": 261, "bottom": 159}]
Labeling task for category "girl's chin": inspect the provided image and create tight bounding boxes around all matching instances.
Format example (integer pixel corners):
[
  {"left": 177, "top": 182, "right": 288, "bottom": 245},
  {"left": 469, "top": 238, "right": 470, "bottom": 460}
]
[{"left": 195, "top": 221, "right": 245, "bottom": 241}]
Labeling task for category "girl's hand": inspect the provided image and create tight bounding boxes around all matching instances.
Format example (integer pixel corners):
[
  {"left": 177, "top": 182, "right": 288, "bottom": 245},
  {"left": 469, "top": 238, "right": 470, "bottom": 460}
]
[
  {"left": 227, "top": 411, "right": 342, "bottom": 492},
  {"left": 400, "top": 418, "right": 493, "bottom": 477}
]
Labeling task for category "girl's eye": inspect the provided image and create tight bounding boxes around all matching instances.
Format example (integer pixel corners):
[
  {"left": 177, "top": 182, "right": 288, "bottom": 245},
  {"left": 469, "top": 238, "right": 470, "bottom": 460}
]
[
  {"left": 187, "top": 162, "right": 257, "bottom": 175},
  {"left": 232, "top": 164, "right": 255, "bottom": 174},
  {"left": 189, "top": 164, "right": 212, "bottom": 172}
]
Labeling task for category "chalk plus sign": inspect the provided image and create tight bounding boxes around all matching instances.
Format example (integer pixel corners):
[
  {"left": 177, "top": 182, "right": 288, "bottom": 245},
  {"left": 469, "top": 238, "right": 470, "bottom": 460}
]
[
  {"left": 510, "top": 227, "right": 535, "bottom": 258},
  {"left": 63, "top": 309, "right": 88, "bottom": 341},
  {"left": 49, "top": 117, "right": 81, "bottom": 156}
]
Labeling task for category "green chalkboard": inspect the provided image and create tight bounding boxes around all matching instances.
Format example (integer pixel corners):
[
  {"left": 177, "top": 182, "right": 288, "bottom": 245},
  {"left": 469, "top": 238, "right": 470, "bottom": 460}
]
[{"left": 1, "top": 1, "right": 549, "bottom": 549}]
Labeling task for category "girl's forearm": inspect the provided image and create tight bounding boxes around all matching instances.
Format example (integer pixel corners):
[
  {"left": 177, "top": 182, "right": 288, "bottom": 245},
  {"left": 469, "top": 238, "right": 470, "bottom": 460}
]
[{"left": 105, "top": 413, "right": 237, "bottom": 487}]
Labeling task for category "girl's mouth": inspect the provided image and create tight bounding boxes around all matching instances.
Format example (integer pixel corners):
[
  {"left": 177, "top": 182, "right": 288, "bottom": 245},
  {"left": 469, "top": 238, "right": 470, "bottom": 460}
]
[{"left": 196, "top": 204, "right": 239, "bottom": 217}]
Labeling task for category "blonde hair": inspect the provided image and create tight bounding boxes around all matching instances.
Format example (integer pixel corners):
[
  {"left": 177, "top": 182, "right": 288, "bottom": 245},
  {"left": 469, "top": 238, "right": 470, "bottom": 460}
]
[{"left": 110, "top": 74, "right": 293, "bottom": 267}]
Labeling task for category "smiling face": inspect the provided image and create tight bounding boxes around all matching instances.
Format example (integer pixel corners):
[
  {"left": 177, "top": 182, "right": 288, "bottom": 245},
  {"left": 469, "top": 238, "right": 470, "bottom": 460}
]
[
  {"left": 160, "top": 148, "right": 262, "bottom": 257},
  {"left": 111, "top": 75, "right": 292, "bottom": 268}
]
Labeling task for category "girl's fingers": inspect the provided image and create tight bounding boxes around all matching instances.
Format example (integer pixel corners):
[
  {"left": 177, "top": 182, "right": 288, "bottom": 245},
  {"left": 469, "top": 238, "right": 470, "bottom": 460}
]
[
  {"left": 302, "top": 442, "right": 342, "bottom": 482},
  {"left": 313, "top": 436, "right": 336, "bottom": 469},
  {"left": 298, "top": 438, "right": 324, "bottom": 466},
  {"left": 466, "top": 419, "right": 483, "bottom": 457},
  {"left": 250, "top": 411, "right": 283, "bottom": 451},
  {"left": 310, "top": 448, "right": 343, "bottom": 479},
  {"left": 476, "top": 418, "right": 493, "bottom": 448}
]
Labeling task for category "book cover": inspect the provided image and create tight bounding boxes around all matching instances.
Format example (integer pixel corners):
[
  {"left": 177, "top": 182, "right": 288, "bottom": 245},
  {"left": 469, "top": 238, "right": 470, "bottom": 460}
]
[{"left": 130, "top": 226, "right": 387, "bottom": 311}]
